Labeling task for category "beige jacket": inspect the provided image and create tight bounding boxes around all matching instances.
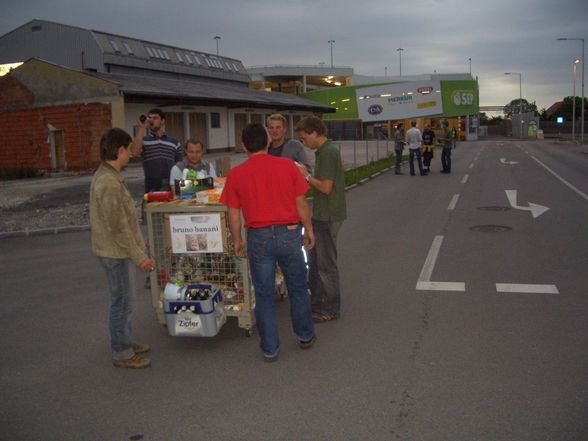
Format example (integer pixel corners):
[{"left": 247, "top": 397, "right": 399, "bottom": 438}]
[{"left": 90, "top": 162, "right": 147, "bottom": 266}]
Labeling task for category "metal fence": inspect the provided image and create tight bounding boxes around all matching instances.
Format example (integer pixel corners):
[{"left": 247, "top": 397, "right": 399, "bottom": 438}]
[{"left": 323, "top": 140, "right": 393, "bottom": 171}]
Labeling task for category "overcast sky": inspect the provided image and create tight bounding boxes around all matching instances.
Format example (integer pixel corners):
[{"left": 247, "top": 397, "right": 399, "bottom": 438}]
[{"left": 2, "top": 0, "right": 587, "bottom": 111}]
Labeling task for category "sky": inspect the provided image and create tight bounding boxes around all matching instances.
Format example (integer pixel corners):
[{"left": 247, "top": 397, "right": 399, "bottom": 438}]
[{"left": 1, "top": 0, "right": 587, "bottom": 112}]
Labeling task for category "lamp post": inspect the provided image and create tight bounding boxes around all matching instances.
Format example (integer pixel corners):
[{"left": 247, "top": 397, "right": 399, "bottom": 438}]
[
  {"left": 573, "top": 58, "right": 581, "bottom": 141},
  {"left": 469, "top": 57, "right": 472, "bottom": 76},
  {"left": 328, "top": 40, "right": 335, "bottom": 68},
  {"left": 504, "top": 72, "right": 523, "bottom": 138},
  {"left": 397, "top": 48, "right": 404, "bottom": 76},
  {"left": 214, "top": 36, "right": 221, "bottom": 56},
  {"left": 558, "top": 38, "right": 585, "bottom": 144}
]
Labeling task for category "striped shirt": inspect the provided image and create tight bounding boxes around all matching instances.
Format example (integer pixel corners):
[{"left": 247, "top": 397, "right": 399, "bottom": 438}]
[{"left": 141, "top": 135, "right": 183, "bottom": 181}]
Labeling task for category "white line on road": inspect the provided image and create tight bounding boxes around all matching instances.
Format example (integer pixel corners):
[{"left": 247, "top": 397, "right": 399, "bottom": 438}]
[
  {"left": 448, "top": 194, "right": 460, "bottom": 210},
  {"left": 469, "top": 163, "right": 474, "bottom": 169},
  {"left": 461, "top": 174, "right": 469, "bottom": 184},
  {"left": 531, "top": 156, "right": 588, "bottom": 202},
  {"left": 496, "top": 283, "right": 559, "bottom": 294},
  {"left": 416, "top": 235, "right": 466, "bottom": 292}
]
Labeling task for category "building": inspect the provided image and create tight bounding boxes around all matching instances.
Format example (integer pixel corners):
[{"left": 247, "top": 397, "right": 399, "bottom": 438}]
[
  {"left": 247, "top": 66, "right": 479, "bottom": 141},
  {"left": 0, "top": 19, "right": 333, "bottom": 173}
]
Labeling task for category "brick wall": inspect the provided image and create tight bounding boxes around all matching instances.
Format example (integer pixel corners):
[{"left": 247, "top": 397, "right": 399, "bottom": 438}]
[{"left": 0, "top": 102, "right": 112, "bottom": 172}]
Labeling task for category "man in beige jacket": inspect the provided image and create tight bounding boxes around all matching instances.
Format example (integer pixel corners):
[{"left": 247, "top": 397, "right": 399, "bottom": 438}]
[{"left": 90, "top": 128, "right": 155, "bottom": 369}]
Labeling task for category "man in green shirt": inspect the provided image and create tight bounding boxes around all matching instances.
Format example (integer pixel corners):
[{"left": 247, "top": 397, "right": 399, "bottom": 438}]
[{"left": 295, "top": 116, "right": 347, "bottom": 323}]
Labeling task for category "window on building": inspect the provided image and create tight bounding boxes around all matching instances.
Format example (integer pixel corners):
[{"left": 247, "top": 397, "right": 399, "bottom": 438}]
[
  {"left": 184, "top": 54, "right": 192, "bottom": 64},
  {"left": 176, "top": 52, "right": 184, "bottom": 62},
  {"left": 192, "top": 54, "right": 202, "bottom": 65},
  {"left": 211, "top": 112, "right": 221, "bottom": 129},
  {"left": 232, "top": 63, "right": 240, "bottom": 72},
  {"left": 157, "top": 49, "right": 165, "bottom": 58},
  {"left": 145, "top": 47, "right": 154, "bottom": 57},
  {"left": 110, "top": 40, "right": 121, "bottom": 52},
  {"left": 123, "top": 42, "right": 134, "bottom": 55},
  {"left": 162, "top": 50, "right": 170, "bottom": 60}
]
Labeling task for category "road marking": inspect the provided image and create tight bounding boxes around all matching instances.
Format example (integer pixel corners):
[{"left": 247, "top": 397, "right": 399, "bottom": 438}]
[
  {"left": 500, "top": 158, "right": 518, "bottom": 165},
  {"left": 469, "top": 163, "right": 474, "bottom": 169},
  {"left": 531, "top": 156, "right": 588, "bottom": 202},
  {"left": 496, "top": 284, "right": 559, "bottom": 294},
  {"left": 416, "top": 235, "right": 466, "bottom": 292},
  {"left": 505, "top": 189, "right": 550, "bottom": 218},
  {"left": 448, "top": 194, "right": 460, "bottom": 210},
  {"left": 461, "top": 174, "right": 469, "bottom": 184}
]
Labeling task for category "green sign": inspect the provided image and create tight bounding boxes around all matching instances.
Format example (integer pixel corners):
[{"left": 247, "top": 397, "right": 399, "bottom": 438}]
[{"left": 441, "top": 80, "right": 478, "bottom": 117}]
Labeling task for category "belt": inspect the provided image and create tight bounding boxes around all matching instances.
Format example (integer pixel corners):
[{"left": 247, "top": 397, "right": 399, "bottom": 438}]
[{"left": 248, "top": 223, "right": 301, "bottom": 230}]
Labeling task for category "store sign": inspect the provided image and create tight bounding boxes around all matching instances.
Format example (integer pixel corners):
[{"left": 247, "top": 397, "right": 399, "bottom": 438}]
[
  {"left": 169, "top": 213, "right": 225, "bottom": 254},
  {"left": 356, "top": 80, "right": 443, "bottom": 121},
  {"left": 441, "top": 80, "right": 478, "bottom": 116},
  {"left": 0, "top": 62, "right": 23, "bottom": 77}
]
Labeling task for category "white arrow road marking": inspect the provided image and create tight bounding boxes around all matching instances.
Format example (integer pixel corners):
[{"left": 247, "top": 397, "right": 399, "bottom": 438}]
[
  {"left": 500, "top": 158, "right": 518, "bottom": 165},
  {"left": 416, "top": 236, "right": 466, "bottom": 292},
  {"left": 505, "top": 190, "right": 550, "bottom": 219},
  {"left": 496, "top": 284, "right": 559, "bottom": 294}
]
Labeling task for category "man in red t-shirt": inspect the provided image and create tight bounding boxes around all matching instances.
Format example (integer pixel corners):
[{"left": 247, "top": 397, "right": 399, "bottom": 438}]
[{"left": 220, "top": 123, "right": 316, "bottom": 362}]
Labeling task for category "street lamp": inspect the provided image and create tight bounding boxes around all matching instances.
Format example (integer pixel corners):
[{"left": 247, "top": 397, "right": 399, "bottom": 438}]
[
  {"left": 397, "top": 48, "right": 404, "bottom": 76},
  {"left": 558, "top": 38, "right": 585, "bottom": 144},
  {"left": 573, "top": 58, "right": 581, "bottom": 141},
  {"left": 328, "top": 40, "right": 335, "bottom": 68},
  {"left": 385, "top": 66, "right": 388, "bottom": 78},
  {"left": 469, "top": 57, "right": 472, "bottom": 76},
  {"left": 504, "top": 72, "right": 523, "bottom": 139},
  {"left": 214, "top": 36, "right": 221, "bottom": 56}
]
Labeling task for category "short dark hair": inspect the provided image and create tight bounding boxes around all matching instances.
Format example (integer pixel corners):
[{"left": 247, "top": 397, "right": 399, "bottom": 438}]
[
  {"left": 411, "top": 121, "right": 417, "bottom": 127},
  {"left": 241, "top": 123, "right": 268, "bottom": 153},
  {"left": 295, "top": 116, "right": 328, "bottom": 137},
  {"left": 148, "top": 108, "right": 165, "bottom": 120},
  {"left": 185, "top": 139, "right": 204, "bottom": 150},
  {"left": 100, "top": 128, "right": 132, "bottom": 161}
]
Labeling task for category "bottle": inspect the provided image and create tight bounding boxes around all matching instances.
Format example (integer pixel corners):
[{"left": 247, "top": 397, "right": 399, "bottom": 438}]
[{"left": 144, "top": 191, "right": 174, "bottom": 202}]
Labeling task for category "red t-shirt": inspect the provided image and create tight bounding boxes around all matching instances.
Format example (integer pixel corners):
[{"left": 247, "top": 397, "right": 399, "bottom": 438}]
[{"left": 220, "top": 154, "right": 309, "bottom": 228}]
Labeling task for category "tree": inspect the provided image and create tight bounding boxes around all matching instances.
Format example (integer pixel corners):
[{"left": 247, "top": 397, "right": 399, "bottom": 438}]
[
  {"left": 503, "top": 98, "right": 538, "bottom": 118},
  {"left": 556, "top": 96, "right": 588, "bottom": 121}
]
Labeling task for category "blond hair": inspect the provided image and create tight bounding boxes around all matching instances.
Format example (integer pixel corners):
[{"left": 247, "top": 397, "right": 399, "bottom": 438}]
[{"left": 266, "top": 113, "right": 288, "bottom": 127}]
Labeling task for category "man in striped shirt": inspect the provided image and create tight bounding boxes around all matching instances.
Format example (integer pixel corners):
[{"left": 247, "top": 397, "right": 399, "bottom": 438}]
[{"left": 131, "top": 108, "right": 183, "bottom": 193}]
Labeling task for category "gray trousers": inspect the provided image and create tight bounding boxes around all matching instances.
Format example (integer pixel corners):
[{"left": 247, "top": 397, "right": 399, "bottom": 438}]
[{"left": 309, "top": 219, "right": 343, "bottom": 316}]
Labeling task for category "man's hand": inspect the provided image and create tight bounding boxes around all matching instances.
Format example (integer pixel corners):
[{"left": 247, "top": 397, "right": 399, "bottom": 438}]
[
  {"left": 303, "top": 229, "right": 315, "bottom": 251},
  {"left": 295, "top": 162, "right": 309, "bottom": 177},
  {"left": 233, "top": 238, "right": 247, "bottom": 258},
  {"left": 139, "top": 258, "right": 156, "bottom": 273}
]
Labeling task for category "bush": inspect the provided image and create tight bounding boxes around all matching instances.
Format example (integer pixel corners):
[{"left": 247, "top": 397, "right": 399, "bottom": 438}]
[{"left": 0, "top": 168, "right": 42, "bottom": 180}]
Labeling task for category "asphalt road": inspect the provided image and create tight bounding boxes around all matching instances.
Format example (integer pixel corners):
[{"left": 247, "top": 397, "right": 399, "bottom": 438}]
[{"left": 1, "top": 139, "right": 587, "bottom": 441}]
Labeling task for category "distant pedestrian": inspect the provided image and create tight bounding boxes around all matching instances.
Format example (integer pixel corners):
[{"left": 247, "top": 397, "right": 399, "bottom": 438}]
[
  {"left": 440, "top": 120, "right": 453, "bottom": 173},
  {"left": 422, "top": 125, "right": 435, "bottom": 173},
  {"left": 90, "top": 128, "right": 155, "bottom": 369},
  {"left": 295, "top": 116, "right": 347, "bottom": 323},
  {"left": 393, "top": 123, "right": 405, "bottom": 175},
  {"left": 220, "top": 123, "right": 316, "bottom": 362},
  {"left": 406, "top": 121, "right": 425, "bottom": 176}
]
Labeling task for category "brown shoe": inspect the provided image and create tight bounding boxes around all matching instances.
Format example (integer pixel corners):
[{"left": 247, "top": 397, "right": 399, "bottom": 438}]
[
  {"left": 113, "top": 355, "right": 151, "bottom": 369},
  {"left": 312, "top": 312, "right": 338, "bottom": 323},
  {"left": 133, "top": 343, "right": 151, "bottom": 354}
]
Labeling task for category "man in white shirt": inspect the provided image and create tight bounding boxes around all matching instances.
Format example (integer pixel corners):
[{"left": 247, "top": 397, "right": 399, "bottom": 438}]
[
  {"left": 169, "top": 139, "right": 216, "bottom": 187},
  {"left": 406, "top": 121, "right": 426, "bottom": 176}
]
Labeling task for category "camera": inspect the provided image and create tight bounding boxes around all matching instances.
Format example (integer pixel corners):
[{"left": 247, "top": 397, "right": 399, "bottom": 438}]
[{"left": 139, "top": 114, "right": 147, "bottom": 123}]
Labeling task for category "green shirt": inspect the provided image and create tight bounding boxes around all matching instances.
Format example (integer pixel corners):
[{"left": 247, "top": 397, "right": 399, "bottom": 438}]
[{"left": 312, "top": 140, "right": 347, "bottom": 222}]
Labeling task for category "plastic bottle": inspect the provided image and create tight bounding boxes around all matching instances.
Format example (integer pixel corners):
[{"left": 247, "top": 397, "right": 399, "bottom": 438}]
[{"left": 144, "top": 191, "right": 174, "bottom": 202}]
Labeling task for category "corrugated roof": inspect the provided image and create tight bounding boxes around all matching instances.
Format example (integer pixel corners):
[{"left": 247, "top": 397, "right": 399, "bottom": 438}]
[{"left": 93, "top": 72, "right": 335, "bottom": 112}]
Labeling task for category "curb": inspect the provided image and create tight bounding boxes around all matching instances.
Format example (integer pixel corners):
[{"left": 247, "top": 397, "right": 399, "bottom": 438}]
[{"left": 0, "top": 224, "right": 90, "bottom": 239}]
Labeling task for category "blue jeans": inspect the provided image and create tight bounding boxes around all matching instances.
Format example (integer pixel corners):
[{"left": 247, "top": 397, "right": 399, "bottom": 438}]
[
  {"left": 309, "top": 220, "right": 343, "bottom": 317},
  {"left": 409, "top": 148, "right": 425, "bottom": 175},
  {"left": 98, "top": 257, "right": 136, "bottom": 361},
  {"left": 441, "top": 147, "right": 452, "bottom": 172},
  {"left": 247, "top": 224, "right": 315, "bottom": 357}
]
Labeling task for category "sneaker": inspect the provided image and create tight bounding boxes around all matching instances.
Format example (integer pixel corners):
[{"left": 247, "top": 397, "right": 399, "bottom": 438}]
[
  {"left": 113, "top": 355, "right": 151, "bottom": 369},
  {"left": 133, "top": 343, "right": 151, "bottom": 354},
  {"left": 312, "top": 312, "right": 338, "bottom": 323},
  {"left": 299, "top": 335, "right": 316, "bottom": 349},
  {"left": 263, "top": 352, "right": 279, "bottom": 363}
]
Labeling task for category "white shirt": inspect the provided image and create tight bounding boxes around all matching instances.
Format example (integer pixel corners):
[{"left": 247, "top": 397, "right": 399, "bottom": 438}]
[{"left": 406, "top": 127, "right": 422, "bottom": 150}]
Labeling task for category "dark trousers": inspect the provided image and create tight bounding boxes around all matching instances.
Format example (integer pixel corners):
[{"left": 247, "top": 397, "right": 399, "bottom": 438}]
[
  {"left": 409, "top": 149, "right": 425, "bottom": 176},
  {"left": 423, "top": 150, "right": 433, "bottom": 168},
  {"left": 394, "top": 149, "right": 403, "bottom": 172},
  {"left": 309, "top": 220, "right": 343, "bottom": 317},
  {"left": 441, "top": 147, "right": 452, "bottom": 172}
]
